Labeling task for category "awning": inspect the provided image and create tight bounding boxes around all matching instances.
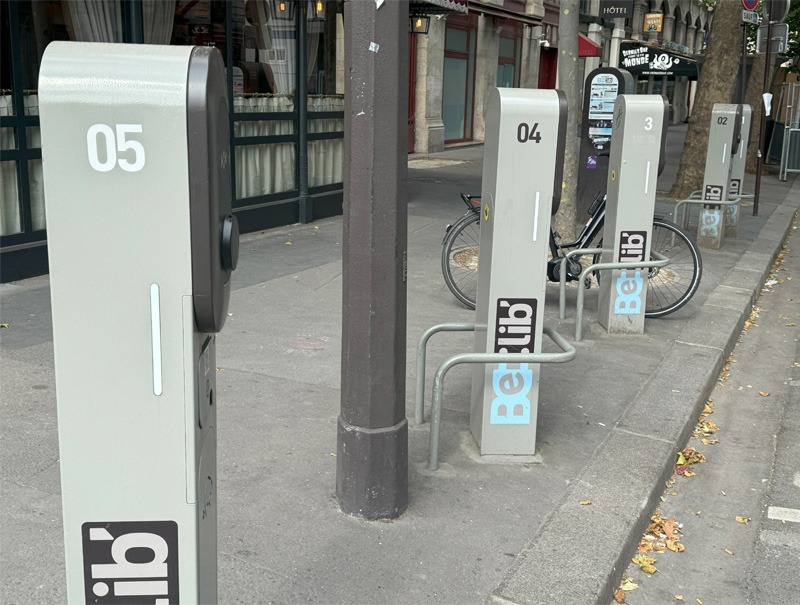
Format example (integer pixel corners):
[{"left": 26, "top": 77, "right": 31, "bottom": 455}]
[
  {"left": 467, "top": 1, "right": 542, "bottom": 26},
  {"left": 619, "top": 40, "right": 699, "bottom": 79},
  {"left": 579, "top": 33, "right": 603, "bottom": 58},
  {"left": 410, "top": 0, "right": 468, "bottom": 14}
]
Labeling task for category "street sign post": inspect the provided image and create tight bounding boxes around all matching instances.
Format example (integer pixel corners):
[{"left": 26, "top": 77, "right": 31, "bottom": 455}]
[
  {"left": 757, "top": 23, "right": 790, "bottom": 53},
  {"left": 742, "top": 9, "right": 760, "bottom": 24},
  {"left": 765, "top": 0, "right": 791, "bottom": 22}
]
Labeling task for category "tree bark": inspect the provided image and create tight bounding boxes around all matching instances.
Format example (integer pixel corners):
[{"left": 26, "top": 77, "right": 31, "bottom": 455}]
[
  {"left": 552, "top": 0, "right": 580, "bottom": 239},
  {"left": 667, "top": 1, "right": 743, "bottom": 199}
]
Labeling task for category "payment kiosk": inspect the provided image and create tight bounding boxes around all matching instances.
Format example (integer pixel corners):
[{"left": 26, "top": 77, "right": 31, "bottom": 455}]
[
  {"left": 470, "top": 88, "right": 567, "bottom": 455},
  {"left": 39, "top": 42, "right": 238, "bottom": 604}
]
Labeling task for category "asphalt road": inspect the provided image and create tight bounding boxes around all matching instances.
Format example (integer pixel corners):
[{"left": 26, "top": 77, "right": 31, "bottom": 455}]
[{"left": 618, "top": 214, "right": 800, "bottom": 605}]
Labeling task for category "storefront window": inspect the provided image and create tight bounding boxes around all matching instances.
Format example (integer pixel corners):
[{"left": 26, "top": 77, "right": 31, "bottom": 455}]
[
  {"left": 0, "top": 161, "right": 21, "bottom": 236},
  {"left": 443, "top": 24, "right": 476, "bottom": 142},
  {"left": 1, "top": 0, "right": 343, "bottom": 255},
  {"left": 497, "top": 36, "right": 516, "bottom": 88}
]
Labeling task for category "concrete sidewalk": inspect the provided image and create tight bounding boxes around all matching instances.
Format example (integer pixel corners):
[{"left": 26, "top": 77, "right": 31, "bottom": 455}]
[{"left": 1, "top": 126, "right": 798, "bottom": 604}]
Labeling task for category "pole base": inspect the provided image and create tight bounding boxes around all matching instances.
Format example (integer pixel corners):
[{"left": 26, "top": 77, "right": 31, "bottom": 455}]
[{"left": 336, "top": 416, "right": 408, "bottom": 519}]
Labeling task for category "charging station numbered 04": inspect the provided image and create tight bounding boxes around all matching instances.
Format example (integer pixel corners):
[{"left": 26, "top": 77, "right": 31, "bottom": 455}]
[{"left": 39, "top": 42, "right": 238, "bottom": 604}]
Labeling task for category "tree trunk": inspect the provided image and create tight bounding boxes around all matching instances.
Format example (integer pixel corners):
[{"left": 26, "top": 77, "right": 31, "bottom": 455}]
[
  {"left": 667, "top": 1, "right": 743, "bottom": 199},
  {"left": 552, "top": 0, "right": 580, "bottom": 239}
]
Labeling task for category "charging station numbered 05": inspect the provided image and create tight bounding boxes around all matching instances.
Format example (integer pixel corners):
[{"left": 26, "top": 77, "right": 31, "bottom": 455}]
[{"left": 39, "top": 42, "right": 238, "bottom": 604}]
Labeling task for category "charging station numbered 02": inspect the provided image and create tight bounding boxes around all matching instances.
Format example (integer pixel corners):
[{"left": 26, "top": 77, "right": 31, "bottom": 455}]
[{"left": 39, "top": 42, "right": 238, "bottom": 604}]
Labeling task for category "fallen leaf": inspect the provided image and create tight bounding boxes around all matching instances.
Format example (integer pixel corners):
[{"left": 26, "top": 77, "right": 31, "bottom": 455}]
[
  {"left": 697, "top": 599, "right": 703, "bottom": 605},
  {"left": 580, "top": 500, "right": 592, "bottom": 505},
  {"left": 632, "top": 554, "right": 656, "bottom": 569},
  {"left": 0, "top": 323, "right": 8, "bottom": 328},
  {"left": 666, "top": 539, "right": 685, "bottom": 552},
  {"left": 725, "top": 549, "right": 734, "bottom": 555},
  {"left": 787, "top": 323, "right": 797, "bottom": 327},
  {"left": 641, "top": 564, "right": 657, "bottom": 574},
  {"left": 619, "top": 578, "right": 639, "bottom": 591},
  {"left": 613, "top": 589, "right": 626, "bottom": 603},
  {"left": 736, "top": 516, "right": 750, "bottom": 524},
  {"left": 759, "top": 391, "right": 770, "bottom": 397},
  {"left": 285, "top": 241, "right": 292, "bottom": 245},
  {"left": 675, "top": 596, "right": 684, "bottom": 601}
]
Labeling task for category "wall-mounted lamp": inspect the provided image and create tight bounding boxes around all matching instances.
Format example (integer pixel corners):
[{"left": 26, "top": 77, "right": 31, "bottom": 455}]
[
  {"left": 540, "top": 38, "right": 550, "bottom": 48},
  {"left": 310, "top": 0, "right": 325, "bottom": 20},
  {"left": 279, "top": 1, "right": 286, "bottom": 12},
  {"left": 409, "top": 16, "right": 430, "bottom": 34}
]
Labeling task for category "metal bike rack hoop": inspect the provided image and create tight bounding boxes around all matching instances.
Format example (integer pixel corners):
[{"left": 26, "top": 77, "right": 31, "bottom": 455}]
[
  {"left": 573, "top": 251, "right": 669, "bottom": 341},
  {"left": 422, "top": 326, "right": 575, "bottom": 471}
]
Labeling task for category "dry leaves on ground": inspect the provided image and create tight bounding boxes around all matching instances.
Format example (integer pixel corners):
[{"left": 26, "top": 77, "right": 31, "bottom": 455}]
[
  {"left": 676, "top": 448, "right": 706, "bottom": 477},
  {"left": 638, "top": 512, "right": 685, "bottom": 554},
  {"left": 632, "top": 554, "right": 657, "bottom": 574}
]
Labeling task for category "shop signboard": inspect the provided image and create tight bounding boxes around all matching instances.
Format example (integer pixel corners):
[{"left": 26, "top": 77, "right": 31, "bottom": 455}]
[
  {"left": 644, "top": 13, "right": 663, "bottom": 33},
  {"left": 619, "top": 41, "right": 699, "bottom": 79}
]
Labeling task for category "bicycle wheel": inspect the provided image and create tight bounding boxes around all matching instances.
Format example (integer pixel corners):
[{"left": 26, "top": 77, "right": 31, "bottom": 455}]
[
  {"left": 441, "top": 212, "right": 480, "bottom": 309},
  {"left": 646, "top": 217, "right": 702, "bottom": 318},
  {"left": 591, "top": 218, "right": 702, "bottom": 318}
]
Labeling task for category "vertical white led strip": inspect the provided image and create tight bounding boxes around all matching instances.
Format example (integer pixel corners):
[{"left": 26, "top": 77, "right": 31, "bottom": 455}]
[
  {"left": 722, "top": 143, "right": 728, "bottom": 164},
  {"left": 150, "top": 284, "right": 163, "bottom": 396},
  {"left": 532, "top": 192, "right": 540, "bottom": 242},
  {"left": 644, "top": 161, "right": 651, "bottom": 194}
]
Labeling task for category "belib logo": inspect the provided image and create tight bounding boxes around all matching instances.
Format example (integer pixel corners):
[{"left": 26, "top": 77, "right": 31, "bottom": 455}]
[
  {"left": 490, "top": 363, "right": 533, "bottom": 424},
  {"left": 494, "top": 298, "right": 537, "bottom": 354},
  {"left": 614, "top": 270, "right": 644, "bottom": 315},
  {"left": 82, "top": 521, "right": 179, "bottom": 604}
]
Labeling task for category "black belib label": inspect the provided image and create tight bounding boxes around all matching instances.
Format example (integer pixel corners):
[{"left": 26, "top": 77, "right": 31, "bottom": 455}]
[
  {"left": 82, "top": 521, "right": 179, "bottom": 604},
  {"left": 618, "top": 230, "right": 647, "bottom": 265},
  {"left": 495, "top": 298, "right": 537, "bottom": 354}
]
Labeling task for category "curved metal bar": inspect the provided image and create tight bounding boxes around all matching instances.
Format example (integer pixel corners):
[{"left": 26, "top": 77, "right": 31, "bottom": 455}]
[
  {"left": 673, "top": 196, "right": 741, "bottom": 230},
  {"left": 575, "top": 251, "right": 669, "bottom": 341},
  {"left": 427, "top": 326, "right": 576, "bottom": 471},
  {"left": 558, "top": 247, "right": 605, "bottom": 320},
  {"left": 415, "top": 323, "right": 475, "bottom": 425}
]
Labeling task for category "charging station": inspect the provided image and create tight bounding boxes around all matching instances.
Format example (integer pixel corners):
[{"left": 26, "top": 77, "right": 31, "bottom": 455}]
[
  {"left": 470, "top": 88, "right": 566, "bottom": 455},
  {"left": 726, "top": 104, "right": 752, "bottom": 236},
  {"left": 697, "top": 103, "right": 742, "bottom": 249},
  {"left": 39, "top": 42, "right": 238, "bottom": 604},
  {"left": 596, "top": 95, "right": 667, "bottom": 334}
]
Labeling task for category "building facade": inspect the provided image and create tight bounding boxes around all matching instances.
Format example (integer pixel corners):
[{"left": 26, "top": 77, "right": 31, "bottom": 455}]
[{"left": 1, "top": 0, "right": 712, "bottom": 281}]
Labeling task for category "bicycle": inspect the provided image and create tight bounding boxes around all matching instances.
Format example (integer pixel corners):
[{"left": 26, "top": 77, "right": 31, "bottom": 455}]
[{"left": 441, "top": 192, "right": 703, "bottom": 318}]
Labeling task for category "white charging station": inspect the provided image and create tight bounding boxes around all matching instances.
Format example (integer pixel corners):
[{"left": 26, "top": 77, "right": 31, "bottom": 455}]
[
  {"left": 597, "top": 95, "right": 667, "bottom": 334},
  {"left": 697, "top": 103, "right": 742, "bottom": 249},
  {"left": 39, "top": 42, "right": 238, "bottom": 604},
  {"left": 470, "top": 88, "right": 567, "bottom": 455},
  {"left": 726, "top": 104, "right": 752, "bottom": 236}
]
